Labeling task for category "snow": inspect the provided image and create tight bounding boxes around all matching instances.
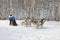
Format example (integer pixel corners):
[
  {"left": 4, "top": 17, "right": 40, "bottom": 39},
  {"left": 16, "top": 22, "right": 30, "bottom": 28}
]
[{"left": 0, "top": 20, "right": 60, "bottom": 40}]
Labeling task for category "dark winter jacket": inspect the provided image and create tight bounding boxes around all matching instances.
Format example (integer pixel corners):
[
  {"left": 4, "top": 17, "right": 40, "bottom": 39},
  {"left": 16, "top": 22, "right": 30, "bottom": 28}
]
[{"left": 9, "top": 16, "right": 15, "bottom": 21}]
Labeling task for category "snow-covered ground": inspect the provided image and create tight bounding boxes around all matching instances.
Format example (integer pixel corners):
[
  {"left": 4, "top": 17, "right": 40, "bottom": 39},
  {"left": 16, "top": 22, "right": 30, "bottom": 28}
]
[{"left": 0, "top": 20, "right": 60, "bottom": 40}]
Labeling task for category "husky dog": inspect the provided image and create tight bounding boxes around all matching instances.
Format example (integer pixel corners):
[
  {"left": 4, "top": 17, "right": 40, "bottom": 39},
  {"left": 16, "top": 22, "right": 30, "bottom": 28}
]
[
  {"left": 21, "top": 19, "right": 31, "bottom": 27},
  {"left": 21, "top": 17, "right": 45, "bottom": 28},
  {"left": 30, "top": 18, "right": 45, "bottom": 28},
  {"left": 39, "top": 18, "right": 45, "bottom": 28}
]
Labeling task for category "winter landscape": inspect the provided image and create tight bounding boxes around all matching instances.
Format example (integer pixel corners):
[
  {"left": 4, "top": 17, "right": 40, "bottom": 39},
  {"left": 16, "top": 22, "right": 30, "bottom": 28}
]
[
  {"left": 0, "top": 0, "right": 60, "bottom": 40},
  {"left": 0, "top": 20, "right": 60, "bottom": 40}
]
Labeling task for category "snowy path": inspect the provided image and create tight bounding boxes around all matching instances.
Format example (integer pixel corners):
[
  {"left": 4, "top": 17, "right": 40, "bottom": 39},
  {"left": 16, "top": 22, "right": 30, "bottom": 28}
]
[{"left": 0, "top": 20, "right": 60, "bottom": 40}]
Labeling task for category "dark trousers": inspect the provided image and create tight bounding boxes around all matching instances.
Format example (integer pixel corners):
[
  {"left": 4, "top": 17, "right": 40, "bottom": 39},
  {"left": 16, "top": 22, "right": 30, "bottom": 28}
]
[
  {"left": 9, "top": 19, "right": 17, "bottom": 26},
  {"left": 9, "top": 20, "right": 13, "bottom": 25}
]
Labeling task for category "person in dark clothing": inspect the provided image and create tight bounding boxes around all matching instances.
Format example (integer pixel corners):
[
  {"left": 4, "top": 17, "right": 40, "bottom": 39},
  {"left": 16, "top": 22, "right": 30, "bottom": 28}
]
[{"left": 9, "top": 15, "right": 17, "bottom": 26}]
